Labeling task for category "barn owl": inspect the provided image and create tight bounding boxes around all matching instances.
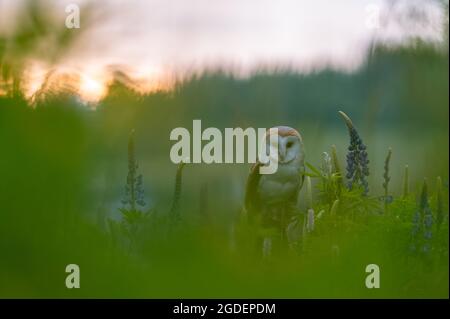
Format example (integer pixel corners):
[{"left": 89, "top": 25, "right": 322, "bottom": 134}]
[{"left": 244, "top": 126, "right": 305, "bottom": 255}]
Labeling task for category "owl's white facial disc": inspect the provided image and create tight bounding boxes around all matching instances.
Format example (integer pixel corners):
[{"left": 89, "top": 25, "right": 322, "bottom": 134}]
[
  {"left": 279, "top": 135, "right": 301, "bottom": 163},
  {"left": 264, "top": 134, "right": 300, "bottom": 164}
]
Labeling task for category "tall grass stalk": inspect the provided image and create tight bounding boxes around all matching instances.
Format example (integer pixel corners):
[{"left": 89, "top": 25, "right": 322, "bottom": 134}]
[
  {"left": 383, "top": 148, "right": 392, "bottom": 213},
  {"left": 331, "top": 145, "right": 343, "bottom": 195},
  {"left": 402, "top": 165, "right": 409, "bottom": 199},
  {"left": 436, "top": 176, "right": 444, "bottom": 230},
  {"left": 330, "top": 199, "right": 340, "bottom": 216},
  {"left": 306, "top": 176, "right": 313, "bottom": 209},
  {"left": 169, "top": 162, "right": 186, "bottom": 224}
]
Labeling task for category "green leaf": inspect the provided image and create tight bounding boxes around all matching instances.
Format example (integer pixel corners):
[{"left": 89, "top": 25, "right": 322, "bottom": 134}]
[{"left": 305, "top": 162, "right": 323, "bottom": 178}]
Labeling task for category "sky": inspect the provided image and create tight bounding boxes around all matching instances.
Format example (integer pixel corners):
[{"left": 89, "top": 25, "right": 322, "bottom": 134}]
[{"left": 0, "top": 0, "right": 446, "bottom": 101}]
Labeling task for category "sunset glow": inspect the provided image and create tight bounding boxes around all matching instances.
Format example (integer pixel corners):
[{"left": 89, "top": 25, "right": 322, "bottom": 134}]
[
  {"left": 0, "top": 0, "right": 446, "bottom": 103},
  {"left": 79, "top": 74, "right": 107, "bottom": 103}
]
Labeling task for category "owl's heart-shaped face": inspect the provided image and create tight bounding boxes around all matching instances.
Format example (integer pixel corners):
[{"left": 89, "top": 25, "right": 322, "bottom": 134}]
[
  {"left": 279, "top": 135, "right": 302, "bottom": 163},
  {"left": 265, "top": 126, "right": 303, "bottom": 164}
]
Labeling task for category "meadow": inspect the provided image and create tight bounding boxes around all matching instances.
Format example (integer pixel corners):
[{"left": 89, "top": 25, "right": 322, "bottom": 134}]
[{"left": 0, "top": 23, "right": 449, "bottom": 297}]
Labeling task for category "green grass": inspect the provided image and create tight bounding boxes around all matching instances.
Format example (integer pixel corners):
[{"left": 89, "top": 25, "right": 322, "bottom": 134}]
[
  {"left": 0, "top": 94, "right": 447, "bottom": 298},
  {"left": 0, "top": 1, "right": 448, "bottom": 298}
]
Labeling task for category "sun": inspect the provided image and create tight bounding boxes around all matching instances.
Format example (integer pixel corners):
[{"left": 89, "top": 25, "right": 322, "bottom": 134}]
[{"left": 79, "top": 74, "right": 107, "bottom": 103}]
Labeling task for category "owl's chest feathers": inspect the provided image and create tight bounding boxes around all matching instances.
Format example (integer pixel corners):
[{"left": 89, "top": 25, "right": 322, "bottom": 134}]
[{"left": 258, "top": 161, "right": 302, "bottom": 204}]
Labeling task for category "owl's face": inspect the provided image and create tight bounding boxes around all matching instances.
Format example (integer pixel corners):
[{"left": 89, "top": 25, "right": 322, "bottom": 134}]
[{"left": 265, "top": 126, "right": 303, "bottom": 164}]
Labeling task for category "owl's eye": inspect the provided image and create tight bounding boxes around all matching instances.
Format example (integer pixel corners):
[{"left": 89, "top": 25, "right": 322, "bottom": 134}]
[{"left": 286, "top": 141, "right": 293, "bottom": 148}]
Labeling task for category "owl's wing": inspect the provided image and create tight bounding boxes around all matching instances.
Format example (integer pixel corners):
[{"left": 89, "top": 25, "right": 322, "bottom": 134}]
[
  {"left": 244, "top": 161, "right": 262, "bottom": 213},
  {"left": 287, "top": 161, "right": 306, "bottom": 205},
  {"left": 299, "top": 162, "right": 306, "bottom": 189}
]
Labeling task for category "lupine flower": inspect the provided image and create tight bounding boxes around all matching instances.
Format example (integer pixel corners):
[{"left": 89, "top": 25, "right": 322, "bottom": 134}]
[
  {"left": 135, "top": 174, "right": 146, "bottom": 206},
  {"left": 411, "top": 179, "right": 434, "bottom": 255},
  {"left": 422, "top": 243, "right": 431, "bottom": 254},
  {"left": 339, "top": 111, "right": 370, "bottom": 195},
  {"left": 423, "top": 207, "right": 433, "bottom": 240},
  {"left": 122, "top": 129, "right": 146, "bottom": 210},
  {"left": 321, "top": 151, "right": 334, "bottom": 203},
  {"left": 322, "top": 152, "right": 332, "bottom": 178},
  {"left": 410, "top": 208, "right": 421, "bottom": 253},
  {"left": 169, "top": 162, "right": 186, "bottom": 223},
  {"left": 422, "top": 210, "right": 432, "bottom": 254},
  {"left": 419, "top": 179, "right": 428, "bottom": 210},
  {"left": 411, "top": 209, "right": 421, "bottom": 237}
]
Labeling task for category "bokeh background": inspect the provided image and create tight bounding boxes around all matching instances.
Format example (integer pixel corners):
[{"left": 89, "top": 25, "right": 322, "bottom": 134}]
[{"left": 0, "top": 0, "right": 448, "bottom": 298}]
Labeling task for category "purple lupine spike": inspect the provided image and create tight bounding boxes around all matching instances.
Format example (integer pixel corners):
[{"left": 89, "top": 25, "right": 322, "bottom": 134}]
[
  {"left": 410, "top": 179, "right": 434, "bottom": 255},
  {"left": 339, "top": 111, "right": 370, "bottom": 195}
]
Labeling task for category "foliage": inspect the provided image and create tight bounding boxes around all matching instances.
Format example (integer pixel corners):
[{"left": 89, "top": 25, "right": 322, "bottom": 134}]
[
  {"left": 0, "top": 15, "right": 448, "bottom": 296},
  {"left": 339, "top": 111, "right": 370, "bottom": 195}
]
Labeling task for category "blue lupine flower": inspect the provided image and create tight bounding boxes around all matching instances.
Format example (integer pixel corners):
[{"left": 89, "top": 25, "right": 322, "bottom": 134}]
[
  {"left": 423, "top": 207, "right": 433, "bottom": 241},
  {"left": 422, "top": 243, "right": 431, "bottom": 254},
  {"left": 122, "top": 130, "right": 146, "bottom": 210},
  {"left": 411, "top": 210, "right": 421, "bottom": 237},
  {"left": 339, "top": 111, "right": 370, "bottom": 195},
  {"left": 321, "top": 152, "right": 332, "bottom": 178},
  {"left": 410, "top": 179, "right": 434, "bottom": 255}
]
